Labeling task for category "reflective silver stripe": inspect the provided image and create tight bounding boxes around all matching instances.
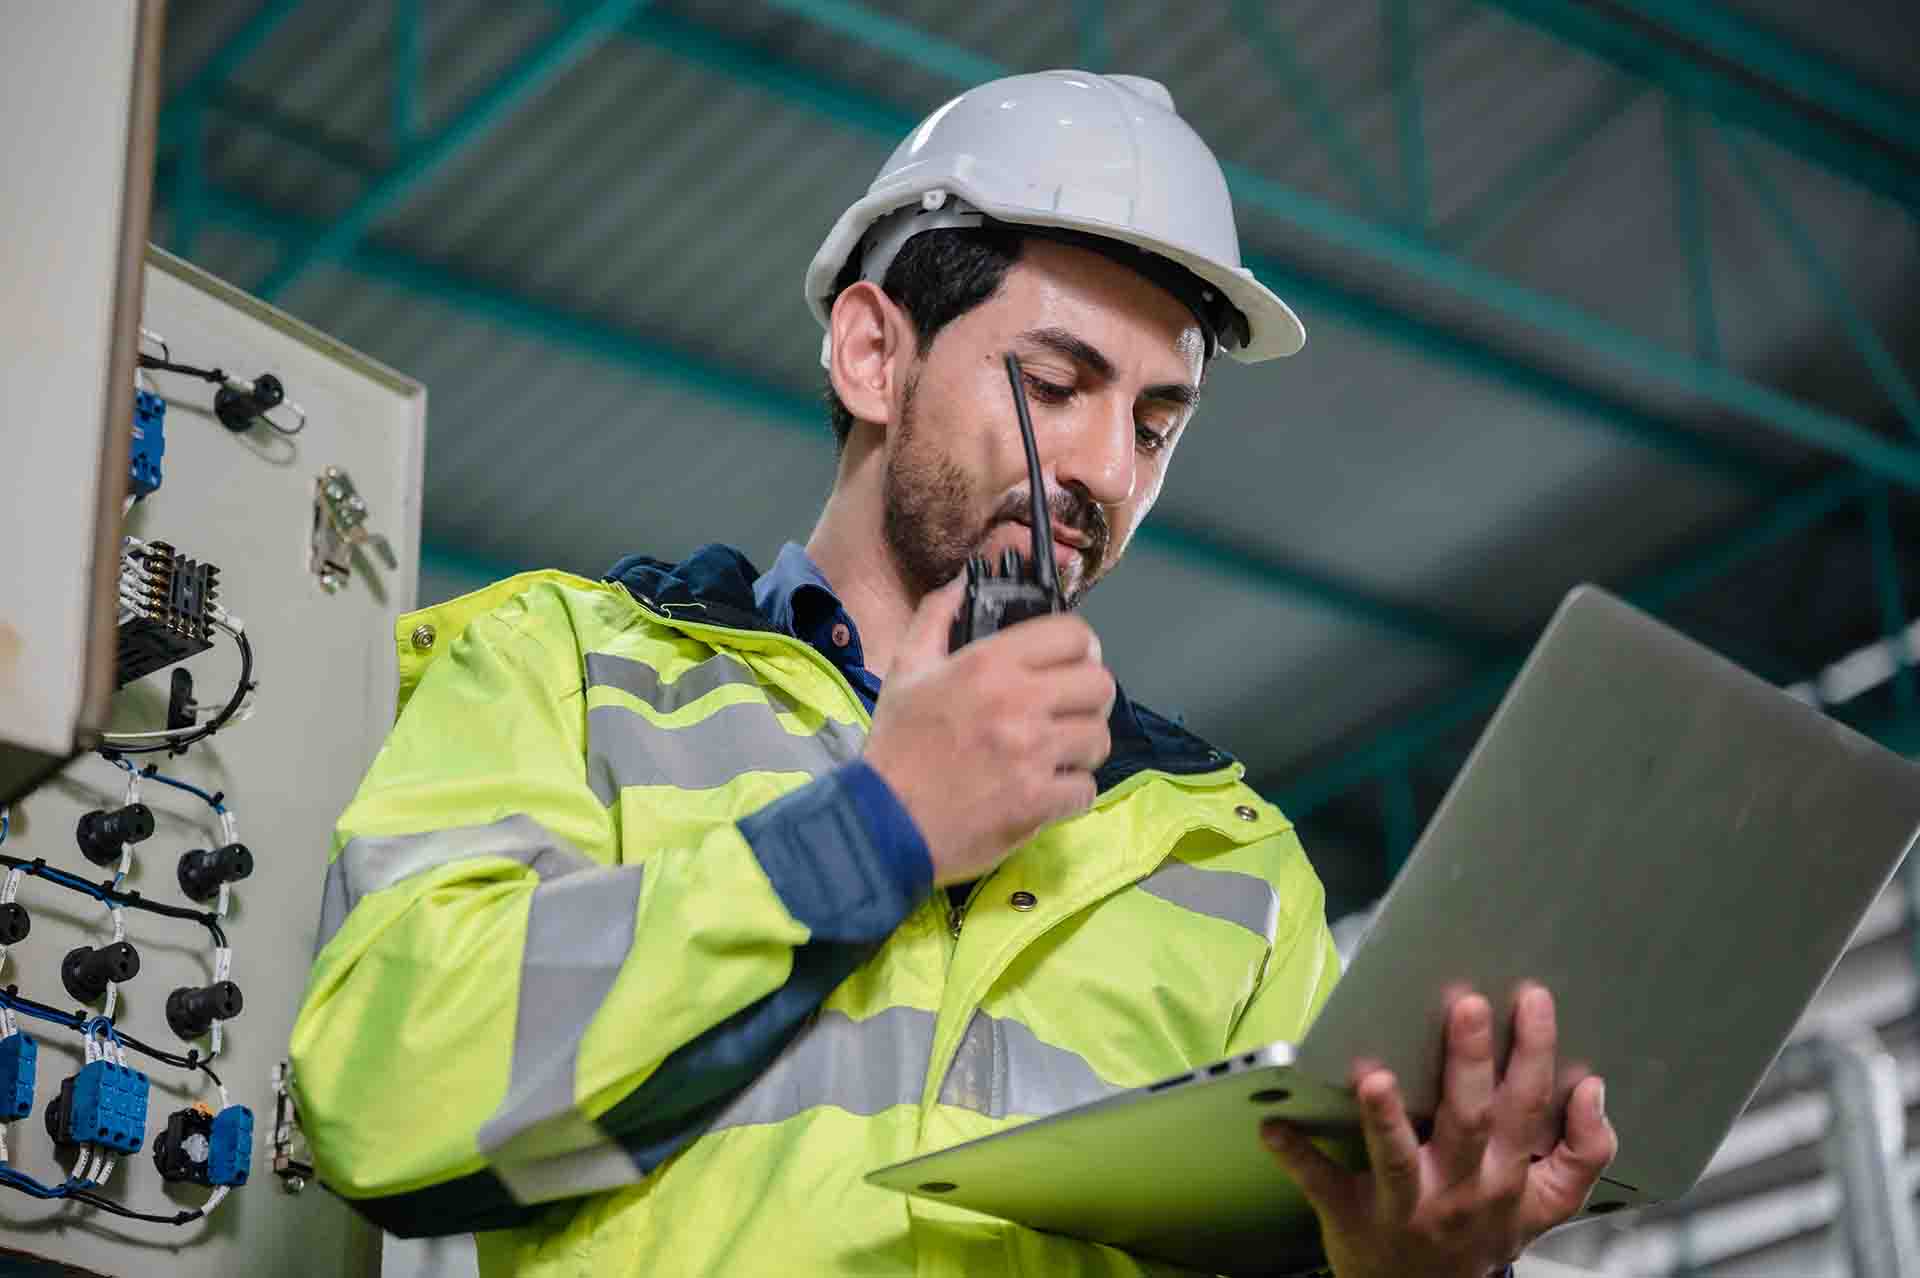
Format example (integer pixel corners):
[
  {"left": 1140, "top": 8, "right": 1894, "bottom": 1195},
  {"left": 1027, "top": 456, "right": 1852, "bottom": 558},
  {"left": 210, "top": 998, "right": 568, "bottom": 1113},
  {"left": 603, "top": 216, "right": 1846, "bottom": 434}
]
[
  {"left": 493, "top": 1126, "right": 645, "bottom": 1206},
  {"left": 315, "top": 814, "right": 596, "bottom": 952},
  {"left": 584, "top": 691, "right": 865, "bottom": 803},
  {"left": 937, "top": 1010, "right": 1120, "bottom": 1119},
  {"left": 1135, "top": 858, "right": 1281, "bottom": 943},
  {"left": 706, "top": 1006, "right": 934, "bottom": 1134},
  {"left": 478, "top": 865, "right": 645, "bottom": 1179},
  {"left": 585, "top": 651, "right": 759, "bottom": 715}
]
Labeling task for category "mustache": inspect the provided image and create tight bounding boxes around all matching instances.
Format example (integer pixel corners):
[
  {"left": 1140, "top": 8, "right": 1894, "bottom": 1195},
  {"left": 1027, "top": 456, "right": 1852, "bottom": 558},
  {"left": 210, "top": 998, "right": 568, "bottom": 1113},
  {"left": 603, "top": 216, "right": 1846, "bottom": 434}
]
[{"left": 988, "top": 486, "right": 1110, "bottom": 562}]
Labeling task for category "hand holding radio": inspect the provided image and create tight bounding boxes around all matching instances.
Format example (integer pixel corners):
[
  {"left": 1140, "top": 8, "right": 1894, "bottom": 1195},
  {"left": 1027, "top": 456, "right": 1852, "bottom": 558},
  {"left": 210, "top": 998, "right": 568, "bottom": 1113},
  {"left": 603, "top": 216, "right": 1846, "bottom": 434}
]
[
  {"left": 866, "top": 352, "right": 1112, "bottom": 886},
  {"left": 866, "top": 581, "right": 1115, "bottom": 886}
]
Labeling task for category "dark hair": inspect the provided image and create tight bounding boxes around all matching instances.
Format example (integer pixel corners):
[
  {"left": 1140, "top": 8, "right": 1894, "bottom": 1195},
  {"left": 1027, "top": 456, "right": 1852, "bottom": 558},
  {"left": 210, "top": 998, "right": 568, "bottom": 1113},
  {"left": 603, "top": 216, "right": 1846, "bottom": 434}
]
[{"left": 823, "top": 227, "right": 1025, "bottom": 452}]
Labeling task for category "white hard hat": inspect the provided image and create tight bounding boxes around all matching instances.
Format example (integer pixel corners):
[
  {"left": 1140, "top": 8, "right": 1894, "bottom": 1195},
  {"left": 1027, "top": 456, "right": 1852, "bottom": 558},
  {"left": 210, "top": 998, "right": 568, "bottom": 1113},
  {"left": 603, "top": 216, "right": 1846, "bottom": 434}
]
[{"left": 806, "top": 70, "right": 1305, "bottom": 364}]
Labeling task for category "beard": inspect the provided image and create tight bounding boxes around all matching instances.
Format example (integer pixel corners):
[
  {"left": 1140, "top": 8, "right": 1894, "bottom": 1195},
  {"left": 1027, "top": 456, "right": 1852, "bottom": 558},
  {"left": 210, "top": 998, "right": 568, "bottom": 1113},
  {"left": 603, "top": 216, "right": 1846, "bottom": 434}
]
[{"left": 881, "top": 368, "right": 1111, "bottom": 607}]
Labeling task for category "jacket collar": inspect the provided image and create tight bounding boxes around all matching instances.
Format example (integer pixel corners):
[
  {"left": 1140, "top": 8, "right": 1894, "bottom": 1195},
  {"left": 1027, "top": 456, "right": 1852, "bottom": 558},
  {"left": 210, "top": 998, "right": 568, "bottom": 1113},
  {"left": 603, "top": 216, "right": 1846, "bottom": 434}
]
[{"left": 605, "top": 543, "right": 1235, "bottom": 789}]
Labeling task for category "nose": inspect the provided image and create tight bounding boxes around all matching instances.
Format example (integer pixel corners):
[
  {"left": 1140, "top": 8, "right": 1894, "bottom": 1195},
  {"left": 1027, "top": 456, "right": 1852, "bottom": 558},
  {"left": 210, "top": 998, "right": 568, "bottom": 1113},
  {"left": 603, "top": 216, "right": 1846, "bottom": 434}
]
[{"left": 1049, "top": 392, "right": 1135, "bottom": 509}]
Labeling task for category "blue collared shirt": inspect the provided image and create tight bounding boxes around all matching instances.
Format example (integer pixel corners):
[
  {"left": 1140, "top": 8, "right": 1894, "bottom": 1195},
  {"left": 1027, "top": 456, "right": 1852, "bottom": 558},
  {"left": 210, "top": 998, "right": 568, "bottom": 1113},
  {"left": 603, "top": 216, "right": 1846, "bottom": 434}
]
[{"left": 749, "top": 542, "right": 932, "bottom": 895}]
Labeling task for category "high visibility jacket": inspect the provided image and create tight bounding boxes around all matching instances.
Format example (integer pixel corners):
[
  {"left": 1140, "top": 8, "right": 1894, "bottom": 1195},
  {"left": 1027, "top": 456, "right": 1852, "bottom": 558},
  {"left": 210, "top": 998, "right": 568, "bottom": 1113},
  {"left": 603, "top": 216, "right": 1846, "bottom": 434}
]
[{"left": 291, "top": 545, "right": 1340, "bottom": 1277}]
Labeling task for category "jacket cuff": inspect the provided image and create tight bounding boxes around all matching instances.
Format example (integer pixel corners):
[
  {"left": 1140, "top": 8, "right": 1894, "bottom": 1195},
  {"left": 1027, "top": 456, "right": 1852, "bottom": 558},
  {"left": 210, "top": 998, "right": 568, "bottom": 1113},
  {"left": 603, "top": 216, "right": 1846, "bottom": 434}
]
[{"left": 737, "top": 762, "right": 932, "bottom": 944}]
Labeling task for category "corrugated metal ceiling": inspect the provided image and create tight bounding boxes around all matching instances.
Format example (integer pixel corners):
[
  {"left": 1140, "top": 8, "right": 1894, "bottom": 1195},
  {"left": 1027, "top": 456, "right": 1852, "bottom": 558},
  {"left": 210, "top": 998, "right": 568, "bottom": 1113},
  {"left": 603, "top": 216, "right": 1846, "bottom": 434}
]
[{"left": 153, "top": 0, "right": 1920, "bottom": 893}]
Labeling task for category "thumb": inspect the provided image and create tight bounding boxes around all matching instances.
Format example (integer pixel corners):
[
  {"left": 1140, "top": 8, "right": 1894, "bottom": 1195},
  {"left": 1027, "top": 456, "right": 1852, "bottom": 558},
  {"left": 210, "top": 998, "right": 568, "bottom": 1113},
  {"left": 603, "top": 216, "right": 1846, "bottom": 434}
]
[{"left": 894, "top": 574, "right": 968, "bottom": 676}]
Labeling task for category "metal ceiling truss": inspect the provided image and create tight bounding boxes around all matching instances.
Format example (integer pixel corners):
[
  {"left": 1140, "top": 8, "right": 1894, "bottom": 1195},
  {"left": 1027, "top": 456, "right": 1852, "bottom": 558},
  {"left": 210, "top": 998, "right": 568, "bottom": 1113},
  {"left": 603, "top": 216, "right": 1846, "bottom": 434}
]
[{"left": 158, "top": 0, "right": 1919, "bottom": 837}]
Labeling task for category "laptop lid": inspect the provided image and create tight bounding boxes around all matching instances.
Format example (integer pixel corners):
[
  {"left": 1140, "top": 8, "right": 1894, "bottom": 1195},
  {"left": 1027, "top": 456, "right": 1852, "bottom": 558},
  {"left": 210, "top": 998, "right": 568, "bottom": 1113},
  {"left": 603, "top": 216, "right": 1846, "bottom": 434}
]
[{"left": 1293, "top": 585, "right": 1920, "bottom": 1199}]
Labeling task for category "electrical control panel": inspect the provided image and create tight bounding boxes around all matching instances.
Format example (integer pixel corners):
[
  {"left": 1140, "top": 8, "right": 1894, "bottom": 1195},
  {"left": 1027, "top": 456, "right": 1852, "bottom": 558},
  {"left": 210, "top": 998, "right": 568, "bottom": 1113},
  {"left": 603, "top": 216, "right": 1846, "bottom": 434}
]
[{"left": 0, "top": 249, "right": 423, "bottom": 1278}]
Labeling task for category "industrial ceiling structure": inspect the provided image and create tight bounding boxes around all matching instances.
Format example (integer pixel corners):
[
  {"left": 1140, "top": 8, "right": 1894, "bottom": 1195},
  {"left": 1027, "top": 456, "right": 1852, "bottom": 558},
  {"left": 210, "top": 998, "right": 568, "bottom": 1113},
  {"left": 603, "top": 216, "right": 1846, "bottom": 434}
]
[{"left": 150, "top": 0, "right": 1920, "bottom": 919}]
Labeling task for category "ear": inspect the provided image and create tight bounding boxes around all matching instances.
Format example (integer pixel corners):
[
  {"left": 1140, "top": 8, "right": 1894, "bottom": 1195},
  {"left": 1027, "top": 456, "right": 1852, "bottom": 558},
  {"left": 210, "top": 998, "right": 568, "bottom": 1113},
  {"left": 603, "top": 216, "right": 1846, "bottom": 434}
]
[{"left": 827, "top": 281, "right": 912, "bottom": 433}]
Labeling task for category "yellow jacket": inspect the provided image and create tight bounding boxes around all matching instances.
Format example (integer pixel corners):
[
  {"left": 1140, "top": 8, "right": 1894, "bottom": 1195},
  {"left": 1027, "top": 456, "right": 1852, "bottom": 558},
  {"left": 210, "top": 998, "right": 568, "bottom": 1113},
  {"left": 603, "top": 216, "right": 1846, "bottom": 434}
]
[{"left": 291, "top": 546, "right": 1339, "bottom": 1276}]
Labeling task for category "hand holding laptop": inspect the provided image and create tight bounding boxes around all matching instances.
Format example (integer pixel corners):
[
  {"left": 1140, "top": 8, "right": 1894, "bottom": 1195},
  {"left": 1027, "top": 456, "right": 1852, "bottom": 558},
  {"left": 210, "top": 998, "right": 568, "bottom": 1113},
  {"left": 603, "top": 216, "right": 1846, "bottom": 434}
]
[{"left": 1264, "top": 984, "right": 1616, "bottom": 1278}]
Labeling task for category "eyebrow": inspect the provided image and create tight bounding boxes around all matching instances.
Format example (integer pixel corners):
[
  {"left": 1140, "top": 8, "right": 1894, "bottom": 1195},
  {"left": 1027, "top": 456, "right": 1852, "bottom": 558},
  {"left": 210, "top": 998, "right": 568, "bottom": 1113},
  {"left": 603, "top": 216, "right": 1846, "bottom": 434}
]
[{"left": 1015, "top": 326, "right": 1201, "bottom": 410}]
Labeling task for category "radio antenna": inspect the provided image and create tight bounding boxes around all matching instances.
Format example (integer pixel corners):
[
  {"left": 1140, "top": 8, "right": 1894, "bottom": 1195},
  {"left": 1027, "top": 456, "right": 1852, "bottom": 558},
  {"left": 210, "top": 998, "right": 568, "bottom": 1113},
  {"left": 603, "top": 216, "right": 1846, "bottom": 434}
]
[{"left": 1004, "top": 354, "right": 1062, "bottom": 608}]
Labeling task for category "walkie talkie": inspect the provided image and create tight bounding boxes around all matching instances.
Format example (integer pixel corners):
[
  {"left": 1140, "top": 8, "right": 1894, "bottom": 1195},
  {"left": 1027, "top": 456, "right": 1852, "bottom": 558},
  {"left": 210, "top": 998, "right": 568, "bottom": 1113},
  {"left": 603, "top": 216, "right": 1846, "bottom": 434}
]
[{"left": 949, "top": 354, "right": 1067, "bottom": 650}]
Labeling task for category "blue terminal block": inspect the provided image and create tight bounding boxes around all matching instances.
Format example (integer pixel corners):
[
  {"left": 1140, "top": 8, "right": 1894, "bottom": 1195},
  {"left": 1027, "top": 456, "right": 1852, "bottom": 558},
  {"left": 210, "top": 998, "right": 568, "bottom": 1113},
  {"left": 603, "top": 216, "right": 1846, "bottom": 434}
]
[
  {"left": 67, "top": 1061, "right": 149, "bottom": 1155},
  {"left": 208, "top": 1106, "right": 252, "bottom": 1186},
  {"left": 130, "top": 390, "right": 167, "bottom": 499},
  {"left": 0, "top": 1033, "right": 35, "bottom": 1121}
]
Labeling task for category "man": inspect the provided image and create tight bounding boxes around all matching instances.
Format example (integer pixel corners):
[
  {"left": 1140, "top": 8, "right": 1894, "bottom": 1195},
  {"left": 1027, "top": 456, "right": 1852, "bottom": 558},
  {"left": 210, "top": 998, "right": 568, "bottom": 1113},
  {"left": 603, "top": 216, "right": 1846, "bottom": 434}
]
[{"left": 291, "top": 71, "right": 1615, "bottom": 1277}]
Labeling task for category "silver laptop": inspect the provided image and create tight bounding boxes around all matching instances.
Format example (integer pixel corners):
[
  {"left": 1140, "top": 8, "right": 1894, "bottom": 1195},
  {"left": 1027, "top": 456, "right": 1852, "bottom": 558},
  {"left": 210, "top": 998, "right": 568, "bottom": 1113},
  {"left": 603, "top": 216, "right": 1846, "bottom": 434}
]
[{"left": 868, "top": 586, "right": 1920, "bottom": 1276}]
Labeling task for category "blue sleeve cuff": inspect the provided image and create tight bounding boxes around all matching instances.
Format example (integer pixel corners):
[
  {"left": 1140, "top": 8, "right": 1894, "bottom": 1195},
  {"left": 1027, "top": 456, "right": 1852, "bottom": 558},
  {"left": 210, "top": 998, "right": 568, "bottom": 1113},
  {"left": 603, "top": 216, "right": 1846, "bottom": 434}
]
[{"left": 737, "top": 761, "right": 932, "bottom": 944}]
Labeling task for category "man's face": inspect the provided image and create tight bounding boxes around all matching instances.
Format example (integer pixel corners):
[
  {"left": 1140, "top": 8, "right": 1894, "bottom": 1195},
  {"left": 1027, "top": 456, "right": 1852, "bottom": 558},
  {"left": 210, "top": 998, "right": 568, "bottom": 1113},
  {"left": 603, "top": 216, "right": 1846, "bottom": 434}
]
[{"left": 879, "top": 239, "right": 1206, "bottom": 607}]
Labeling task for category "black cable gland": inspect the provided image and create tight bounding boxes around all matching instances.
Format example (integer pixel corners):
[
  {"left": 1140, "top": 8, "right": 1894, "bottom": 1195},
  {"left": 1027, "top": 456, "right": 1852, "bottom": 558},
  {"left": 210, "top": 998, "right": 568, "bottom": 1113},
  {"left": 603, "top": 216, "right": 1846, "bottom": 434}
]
[
  {"left": 214, "top": 372, "right": 284, "bottom": 431},
  {"left": 76, "top": 804, "right": 155, "bottom": 866},
  {"left": 177, "top": 843, "right": 253, "bottom": 902},
  {"left": 62, "top": 941, "right": 141, "bottom": 1003},
  {"left": 167, "top": 981, "right": 243, "bottom": 1040},
  {"left": 0, "top": 902, "right": 28, "bottom": 946}
]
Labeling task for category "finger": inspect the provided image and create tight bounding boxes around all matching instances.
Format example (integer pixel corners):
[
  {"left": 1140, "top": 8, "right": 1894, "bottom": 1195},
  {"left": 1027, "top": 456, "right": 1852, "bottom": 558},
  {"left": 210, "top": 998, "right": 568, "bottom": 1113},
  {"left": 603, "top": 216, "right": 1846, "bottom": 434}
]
[
  {"left": 1047, "top": 717, "right": 1112, "bottom": 774},
  {"left": 1262, "top": 1121, "right": 1353, "bottom": 1217},
  {"left": 1526, "top": 1076, "right": 1617, "bottom": 1229},
  {"left": 1430, "top": 994, "right": 1497, "bottom": 1184},
  {"left": 1041, "top": 663, "right": 1117, "bottom": 718},
  {"left": 1030, "top": 771, "right": 1098, "bottom": 828},
  {"left": 1354, "top": 1069, "right": 1422, "bottom": 1221},
  {"left": 1493, "top": 985, "right": 1557, "bottom": 1159},
  {"left": 991, "top": 614, "right": 1101, "bottom": 670},
  {"left": 895, "top": 575, "right": 969, "bottom": 675}
]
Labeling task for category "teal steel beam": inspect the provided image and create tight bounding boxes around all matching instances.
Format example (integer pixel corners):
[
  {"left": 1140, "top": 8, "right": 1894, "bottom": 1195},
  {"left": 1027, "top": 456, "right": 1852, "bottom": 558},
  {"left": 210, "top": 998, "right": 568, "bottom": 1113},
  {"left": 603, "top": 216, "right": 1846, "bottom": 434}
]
[
  {"left": 632, "top": 6, "right": 1920, "bottom": 490},
  {"left": 1386, "top": 0, "right": 1428, "bottom": 228},
  {"left": 1219, "top": 163, "right": 1920, "bottom": 490},
  {"left": 1664, "top": 96, "right": 1721, "bottom": 365},
  {"left": 1233, "top": 0, "right": 1396, "bottom": 219},
  {"left": 158, "top": 0, "right": 306, "bottom": 146},
  {"left": 1272, "top": 468, "right": 1874, "bottom": 816},
  {"left": 1866, "top": 484, "right": 1917, "bottom": 714},
  {"left": 255, "top": 0, "right": 650, "bottom": 303},
  {"left": 1478, "top": 0, "right": 1920, "bottom": 218},
  {"left": 1442, "top": 79, "right": 1642, "bottom": 254},
  {"left": 612, "top": 11, "right": 1789, "bottom": 491},
  {"left": 192, "top": 181, "right": 1504, "bottom": 656},
  {"left": 1247, "top": 259, "right": 1778, "bottom": 489},
  {"left": 393, "top": 0, "right": 421, "bottom": 152},
  {"left": 1719, "top": 123, "right": 1920, "bottom": 443},
  {"left": 1603, "top": 0, "right": 1920, "bottom": 157}
]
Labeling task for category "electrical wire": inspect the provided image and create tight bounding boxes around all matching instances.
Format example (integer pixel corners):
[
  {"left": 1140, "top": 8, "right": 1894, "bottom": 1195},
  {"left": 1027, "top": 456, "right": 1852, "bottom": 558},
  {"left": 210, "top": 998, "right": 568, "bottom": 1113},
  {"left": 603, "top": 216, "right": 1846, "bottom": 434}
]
[
  {"left": 0, "top": 1164, "right": 205, "bottom": 1225},
  {"left": 98, "top": 616, "right": 254, "bottom": 756},
  {"left": 135, "top": 354, "right": 305, "bottom": 435},
  {"left": 136, "top": 355, "right": 224, "bottom": 384},
  {"left": 0, "top": 856, "right": 226, "bottom": 947},
  {"left": 0, "top": 991, "right": 225, "bottom": 1093}
]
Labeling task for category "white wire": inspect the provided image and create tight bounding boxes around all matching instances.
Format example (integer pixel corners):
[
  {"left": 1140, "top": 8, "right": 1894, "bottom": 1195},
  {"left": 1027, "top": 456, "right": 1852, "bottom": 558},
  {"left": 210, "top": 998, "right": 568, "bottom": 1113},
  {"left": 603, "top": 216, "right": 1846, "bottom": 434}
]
[
  {"left": 0, "top": 1006, "right": 15, "bottom": 1038},
  {"left": 209, "top": 945, "right": 233, "bottom": 1057},
  {"left": 0, "top": 1121, "right": 9, "bottom": 1165},
  {"left": 216, "top": 880, "right": 230, "bottom": 919},
  {"left": 0, "top": 869, "right": 18, "bottom": 980},
  {"left": 100, "top": 909, "right": 126, "bottom": 1019},
  {"left": 202, "top": 1184, "right": 231, "bottom": 1215},
  {"left": 95, "top": 1155, "right": 115, "bottom": 1186},
  {"left": 71, "top": 1147, "right": 93, "bottom": 1187}
]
